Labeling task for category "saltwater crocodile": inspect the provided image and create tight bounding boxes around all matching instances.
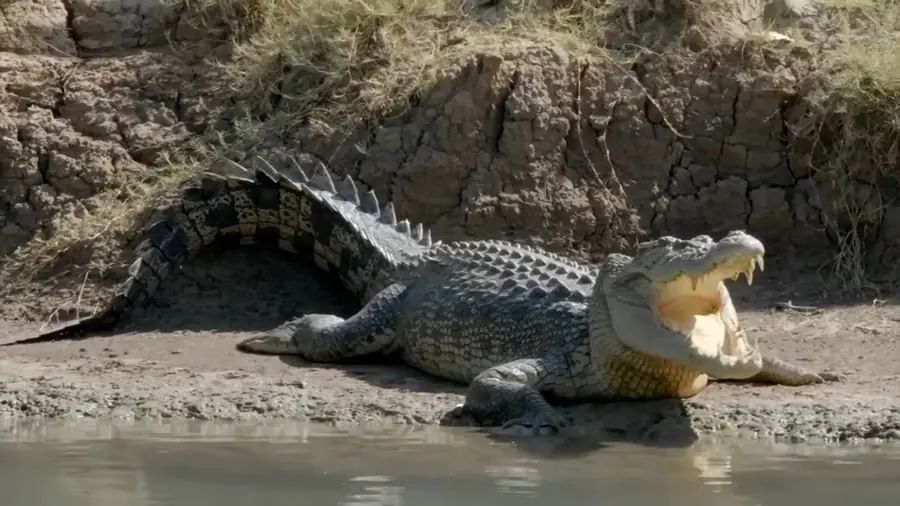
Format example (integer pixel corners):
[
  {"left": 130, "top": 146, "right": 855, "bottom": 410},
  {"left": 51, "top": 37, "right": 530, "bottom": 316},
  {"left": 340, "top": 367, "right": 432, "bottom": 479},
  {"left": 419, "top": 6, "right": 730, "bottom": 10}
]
[{"left": 2, "top": 156, "right": 842, "bottom": 435}]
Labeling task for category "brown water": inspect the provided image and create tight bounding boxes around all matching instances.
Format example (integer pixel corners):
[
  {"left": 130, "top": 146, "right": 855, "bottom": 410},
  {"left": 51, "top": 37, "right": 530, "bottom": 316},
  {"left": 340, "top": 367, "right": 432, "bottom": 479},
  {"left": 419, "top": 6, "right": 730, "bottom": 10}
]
[{"left": 1, "top": 420, "right": 899, "bottom": 506}]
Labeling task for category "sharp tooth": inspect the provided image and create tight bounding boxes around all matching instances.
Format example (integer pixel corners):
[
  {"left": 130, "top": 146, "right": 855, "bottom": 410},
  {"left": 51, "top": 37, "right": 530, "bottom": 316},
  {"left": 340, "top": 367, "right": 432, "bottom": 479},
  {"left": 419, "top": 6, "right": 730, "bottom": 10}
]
[
  {"left": 691, "top": 276, "right": 699, "bottom": 290},
  {"left": 756, "top": 254, "right": 765, "bottom": 272},
  {"left": 746, "top": 261, "right": 755, "bottom": 286}
]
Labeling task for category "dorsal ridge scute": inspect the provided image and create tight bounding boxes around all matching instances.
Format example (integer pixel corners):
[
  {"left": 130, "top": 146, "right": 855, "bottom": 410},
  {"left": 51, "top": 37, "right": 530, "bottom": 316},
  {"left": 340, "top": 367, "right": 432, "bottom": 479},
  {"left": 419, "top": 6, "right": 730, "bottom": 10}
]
[
  {"left": 311, "top": 162, "right": 336, "bottom": 193},
  {"left": 379, "top": 202, "right": 397, "bottom": 226},
  {"left": 360, "top": 190, "right": 380, "bottom": 216},
  {"left": 287, "top": 155, "right": 310, "bottom": 183},
  {"left": 339, "top": 175, "right": 360, "bottom": 205}
]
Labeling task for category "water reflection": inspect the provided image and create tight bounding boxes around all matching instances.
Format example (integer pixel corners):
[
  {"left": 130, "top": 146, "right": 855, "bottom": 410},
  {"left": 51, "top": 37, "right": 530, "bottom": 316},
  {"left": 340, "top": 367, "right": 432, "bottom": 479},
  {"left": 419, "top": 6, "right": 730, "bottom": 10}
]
[
  {"left": 2, "top": 440, "right": 152, "bottom": 506},
  {"left": 0, "top": 419, "right": 898, "bottom": 506},
  {"left": 344, "top": 476, "right": 404, "bottom": 506},
  {"left": 485, "top": 463, "right": 542, "bottom": 496},
  {"left": 692, "top": 445, "right": 734, "bottom": 487}
]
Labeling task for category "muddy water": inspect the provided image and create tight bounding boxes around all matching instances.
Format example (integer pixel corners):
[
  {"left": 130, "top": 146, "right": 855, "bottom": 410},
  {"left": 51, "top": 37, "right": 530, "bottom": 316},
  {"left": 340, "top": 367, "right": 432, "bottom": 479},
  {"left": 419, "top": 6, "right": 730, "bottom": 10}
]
[{"left": 1, "top": 420, "right": 899, "bottom": 506}]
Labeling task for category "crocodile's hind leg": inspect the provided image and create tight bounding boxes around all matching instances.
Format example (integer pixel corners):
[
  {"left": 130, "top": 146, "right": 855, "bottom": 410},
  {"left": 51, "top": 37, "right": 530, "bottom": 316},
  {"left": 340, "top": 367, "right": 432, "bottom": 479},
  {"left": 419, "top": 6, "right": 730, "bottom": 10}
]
[
  {"left": 236, "top": 283, "right": 407, "bottom": 361},
  {"left": 451, "top": 351, "right": 572, "bottom": 437},
  {"left": 747, "top": 356, "right": 845, "bottom": 385}
]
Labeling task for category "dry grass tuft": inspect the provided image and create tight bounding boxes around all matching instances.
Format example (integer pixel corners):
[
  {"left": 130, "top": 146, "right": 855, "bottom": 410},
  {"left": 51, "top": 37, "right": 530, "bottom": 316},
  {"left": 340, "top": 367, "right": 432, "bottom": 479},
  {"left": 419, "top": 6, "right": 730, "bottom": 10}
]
[{"left": 209, "top": 0, "right": 482, "bottom": 132}]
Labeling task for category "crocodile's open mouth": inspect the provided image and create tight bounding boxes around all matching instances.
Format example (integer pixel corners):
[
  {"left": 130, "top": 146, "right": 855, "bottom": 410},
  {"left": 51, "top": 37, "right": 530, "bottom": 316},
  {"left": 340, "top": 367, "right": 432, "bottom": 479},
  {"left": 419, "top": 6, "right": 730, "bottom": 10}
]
[
  {"left": 618, "top": 231, "right": 766, "bottom": 377},
  {"left": 653, "top": 252, "right": 764, "bottom": 324}
]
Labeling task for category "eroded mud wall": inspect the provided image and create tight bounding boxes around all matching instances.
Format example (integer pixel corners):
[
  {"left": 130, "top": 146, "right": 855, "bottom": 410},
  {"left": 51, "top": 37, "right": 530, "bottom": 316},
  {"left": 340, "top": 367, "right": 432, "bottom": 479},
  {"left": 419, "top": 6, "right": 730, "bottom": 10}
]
[
  {"left": 280, "top": 45, "right": 890, "bottom": 267},
  {"left": 1, "top": 0, "right": 896, "bottom": 276},
  {"left": 0, "top": 0, "right": 228, "bottom": 255}
]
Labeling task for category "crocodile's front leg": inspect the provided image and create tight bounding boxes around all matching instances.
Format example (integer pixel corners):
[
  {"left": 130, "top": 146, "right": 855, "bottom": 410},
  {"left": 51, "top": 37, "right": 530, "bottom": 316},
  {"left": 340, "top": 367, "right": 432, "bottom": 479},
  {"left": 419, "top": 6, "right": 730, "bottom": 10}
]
[
  {"left": 453, "top": 351, "right": 571, "bottom": 437},
  {"left": 236, "top": 283, "right": 407, "bottom": 361}
]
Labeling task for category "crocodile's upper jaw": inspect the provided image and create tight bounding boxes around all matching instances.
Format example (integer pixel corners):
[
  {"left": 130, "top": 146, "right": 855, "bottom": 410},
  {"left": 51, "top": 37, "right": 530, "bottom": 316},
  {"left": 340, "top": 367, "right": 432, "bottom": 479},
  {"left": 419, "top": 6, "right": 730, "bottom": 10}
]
[{"left": 653, "top": 251, "right": 763, "bottom": 318}]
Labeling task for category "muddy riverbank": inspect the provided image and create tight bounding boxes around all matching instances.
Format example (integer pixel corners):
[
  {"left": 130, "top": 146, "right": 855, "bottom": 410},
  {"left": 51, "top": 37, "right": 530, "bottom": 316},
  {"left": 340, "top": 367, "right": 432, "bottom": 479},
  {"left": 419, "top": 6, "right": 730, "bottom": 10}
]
[{"left": 2, "top": 249, "right": 899, "bottom": 445}]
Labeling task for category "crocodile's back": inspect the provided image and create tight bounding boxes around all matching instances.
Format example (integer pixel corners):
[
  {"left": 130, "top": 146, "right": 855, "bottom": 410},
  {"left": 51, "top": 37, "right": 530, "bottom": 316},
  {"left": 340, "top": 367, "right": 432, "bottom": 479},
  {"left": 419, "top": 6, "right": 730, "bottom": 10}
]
[{"left": 395, "top": 240, "right": 598, "bottom": 383}]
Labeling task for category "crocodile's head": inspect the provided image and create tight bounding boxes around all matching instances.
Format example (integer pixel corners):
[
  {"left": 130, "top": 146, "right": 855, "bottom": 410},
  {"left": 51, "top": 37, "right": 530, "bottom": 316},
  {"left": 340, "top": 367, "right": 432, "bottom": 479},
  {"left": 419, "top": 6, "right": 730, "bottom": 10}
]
[{"left": 600, "top": 230, "right": 766, "bottom": 381}]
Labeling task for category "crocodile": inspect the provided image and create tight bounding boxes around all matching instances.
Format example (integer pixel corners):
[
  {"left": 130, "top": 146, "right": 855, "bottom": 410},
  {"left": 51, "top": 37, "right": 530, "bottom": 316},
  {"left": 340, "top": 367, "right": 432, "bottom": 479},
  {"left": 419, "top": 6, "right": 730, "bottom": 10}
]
[{"left": 3, "top": 157, "right": 842, "bottom": 435}]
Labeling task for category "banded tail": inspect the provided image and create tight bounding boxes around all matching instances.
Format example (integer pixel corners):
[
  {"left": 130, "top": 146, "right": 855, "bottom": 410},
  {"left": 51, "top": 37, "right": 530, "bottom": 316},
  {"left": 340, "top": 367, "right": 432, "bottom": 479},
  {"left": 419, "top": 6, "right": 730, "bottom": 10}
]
[{"left": 1, "top": 156, "right": 435, "bottom": 346}]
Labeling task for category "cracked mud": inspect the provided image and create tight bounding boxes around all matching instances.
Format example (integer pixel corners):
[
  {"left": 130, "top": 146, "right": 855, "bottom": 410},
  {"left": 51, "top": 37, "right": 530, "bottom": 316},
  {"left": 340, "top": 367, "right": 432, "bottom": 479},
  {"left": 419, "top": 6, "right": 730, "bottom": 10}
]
[{"left": 1, "top": 0, "right": 900, "bottom": 444}]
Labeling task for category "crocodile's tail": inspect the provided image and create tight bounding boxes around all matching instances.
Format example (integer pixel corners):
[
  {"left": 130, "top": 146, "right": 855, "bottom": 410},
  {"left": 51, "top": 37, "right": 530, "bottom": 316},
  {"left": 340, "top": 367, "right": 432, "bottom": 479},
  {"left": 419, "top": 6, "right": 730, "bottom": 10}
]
[{"left": 2, "top": 157, "right": 435, "bottom": 346}]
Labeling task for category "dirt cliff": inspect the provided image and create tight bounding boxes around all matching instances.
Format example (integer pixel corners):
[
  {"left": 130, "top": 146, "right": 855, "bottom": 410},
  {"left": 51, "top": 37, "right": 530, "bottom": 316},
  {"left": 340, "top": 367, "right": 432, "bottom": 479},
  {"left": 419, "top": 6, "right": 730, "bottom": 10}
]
[{"left": 1, "top": 0, "right": 897, "bottom": 299}]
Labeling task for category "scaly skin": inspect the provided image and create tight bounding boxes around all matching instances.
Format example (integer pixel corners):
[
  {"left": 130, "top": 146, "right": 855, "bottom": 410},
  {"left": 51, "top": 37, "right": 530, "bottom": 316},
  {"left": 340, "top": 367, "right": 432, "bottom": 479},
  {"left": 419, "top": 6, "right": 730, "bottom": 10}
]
[{"left": 3, "top": 157, "right": 843, "bottom": 436}]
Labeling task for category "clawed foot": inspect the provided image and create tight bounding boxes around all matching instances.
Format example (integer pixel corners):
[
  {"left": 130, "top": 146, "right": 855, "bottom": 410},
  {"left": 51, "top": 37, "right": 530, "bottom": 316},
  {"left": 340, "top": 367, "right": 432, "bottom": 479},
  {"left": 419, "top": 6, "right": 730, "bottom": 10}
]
[
  {"left": 494, "top": 412, "right": 570, "bottom": 437},
  {"left": 816, "top": 371, "right": 846, "bottom": 383},
  {"left": 793, "top": 370, "right": 847, "bottom": 385},
  {"left": 445, "top": 404, "right": 569, "bottom": 437},
  {"left": 441, "top": 404, "right": 477, "bottom": 427}
]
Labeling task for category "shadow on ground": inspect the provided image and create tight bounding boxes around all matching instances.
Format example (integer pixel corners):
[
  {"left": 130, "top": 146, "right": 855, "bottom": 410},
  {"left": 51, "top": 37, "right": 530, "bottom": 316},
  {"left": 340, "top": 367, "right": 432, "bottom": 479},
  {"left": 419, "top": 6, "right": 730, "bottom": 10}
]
[
  {"left": 119, "top": 246, "right": 900, "bottom": 339},
  {"left": 124, "top": 248, "right": 359, "bottom": 334}
]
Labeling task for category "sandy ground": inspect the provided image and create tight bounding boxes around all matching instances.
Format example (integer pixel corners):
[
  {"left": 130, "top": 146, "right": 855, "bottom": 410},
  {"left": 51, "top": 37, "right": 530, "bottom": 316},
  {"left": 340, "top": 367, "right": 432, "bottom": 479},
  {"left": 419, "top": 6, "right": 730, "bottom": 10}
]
[{"left": 1, "top": 249, "right": 899, "bottom": 446}]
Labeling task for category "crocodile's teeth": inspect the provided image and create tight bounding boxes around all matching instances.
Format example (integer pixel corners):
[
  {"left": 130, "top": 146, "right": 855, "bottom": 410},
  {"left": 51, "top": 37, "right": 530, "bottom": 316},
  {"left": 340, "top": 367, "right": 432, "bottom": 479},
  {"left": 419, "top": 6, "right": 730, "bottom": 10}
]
[
  {"left": 756, "top": 254, "right": 765, "bottom": 272},
  {"left": 744, "top": 260, "right": 755, "bottom": 286},
  {"left": 690, "top": 275, "right": 699, "bottom": 291}
]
